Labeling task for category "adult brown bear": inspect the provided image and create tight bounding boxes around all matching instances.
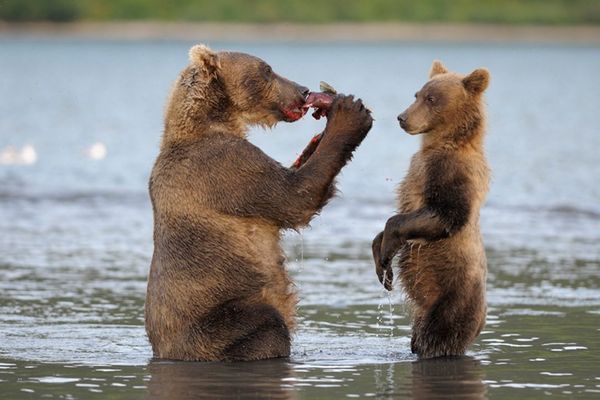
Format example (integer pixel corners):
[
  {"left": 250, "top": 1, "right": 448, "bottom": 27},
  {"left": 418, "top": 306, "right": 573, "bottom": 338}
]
[
  {"left": 372, "top": 61, "right": 490, "bottom": 358},
  {"left": 145, "top": 44, "right": 372, "bottom": 361}
]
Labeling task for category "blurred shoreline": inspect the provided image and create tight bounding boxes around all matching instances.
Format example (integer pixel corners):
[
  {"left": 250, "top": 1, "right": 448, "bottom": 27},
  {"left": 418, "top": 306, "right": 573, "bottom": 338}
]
[{"left": 1, "top": 22, "right": 599, "bottom": 43}]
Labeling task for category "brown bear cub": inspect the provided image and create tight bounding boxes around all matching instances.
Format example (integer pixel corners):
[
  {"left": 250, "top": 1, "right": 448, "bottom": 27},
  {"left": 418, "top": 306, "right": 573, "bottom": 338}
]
[
  {"left": 145, "top": 44, "right": 372, "bottom": 361},
  {"left": 372, "top": 61, "right": 490, "bottom": 358}
]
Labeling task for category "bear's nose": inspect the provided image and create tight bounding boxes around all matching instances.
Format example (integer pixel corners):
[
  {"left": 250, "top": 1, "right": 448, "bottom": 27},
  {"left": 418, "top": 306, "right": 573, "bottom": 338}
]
[{"left": 397, "top": 113, "right": 407, "bottom": 123}]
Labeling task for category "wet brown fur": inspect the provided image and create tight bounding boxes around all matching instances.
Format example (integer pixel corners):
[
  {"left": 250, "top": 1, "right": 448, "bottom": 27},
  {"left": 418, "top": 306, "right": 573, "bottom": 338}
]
[
  {"left": 146, "top": 44, "right": 372, "bottom": 361},
  {"left": 372, "top": 61, "right": 490, "bottom": 358}
]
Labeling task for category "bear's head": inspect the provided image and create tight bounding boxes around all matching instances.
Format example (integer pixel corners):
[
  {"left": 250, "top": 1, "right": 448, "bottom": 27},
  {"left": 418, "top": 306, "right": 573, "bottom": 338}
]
[
  {"left": 397, "top": 60, "right": 490, "bottom": 141},
  {"left": 164, "top": 44, "right": 310, "bottom": 139}
]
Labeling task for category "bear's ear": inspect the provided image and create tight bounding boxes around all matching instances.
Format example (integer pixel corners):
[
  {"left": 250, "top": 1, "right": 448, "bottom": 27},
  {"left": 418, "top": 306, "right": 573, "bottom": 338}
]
[
  {"left": 429, "top": 60, "right": 448, "bottom": 78},
  {"left": 462, "top": 68, "right": 490, "bottom": 94},
  {"left": 188, "top": 44, "right": 220, "bottom": 76}
]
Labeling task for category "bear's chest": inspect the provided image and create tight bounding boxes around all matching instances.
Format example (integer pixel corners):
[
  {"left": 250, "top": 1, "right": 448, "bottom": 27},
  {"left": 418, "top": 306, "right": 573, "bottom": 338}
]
[{"left": 396, "top": 155, "right": 427, "bottom": 213}]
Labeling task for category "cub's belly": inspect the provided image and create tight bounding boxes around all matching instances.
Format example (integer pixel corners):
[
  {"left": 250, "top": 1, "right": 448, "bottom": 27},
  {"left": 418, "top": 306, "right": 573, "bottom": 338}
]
[{"left": 397, "top": 233, "right": 485, "bottom": 310}]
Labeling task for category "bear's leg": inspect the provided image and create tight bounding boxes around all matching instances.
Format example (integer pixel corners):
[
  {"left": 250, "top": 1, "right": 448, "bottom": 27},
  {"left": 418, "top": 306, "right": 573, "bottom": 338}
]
[
  {"left": 223, "top": 319, "right": 291, "bottom": 361},
  {"left": 197, "top": 300, "right": 291, "bottom": 361},
  {"left": 411, "top": 307, "right": 464, "bottom": 358},
  {"left": 411, "top": 290, "right": 483, "bottom": 358}
]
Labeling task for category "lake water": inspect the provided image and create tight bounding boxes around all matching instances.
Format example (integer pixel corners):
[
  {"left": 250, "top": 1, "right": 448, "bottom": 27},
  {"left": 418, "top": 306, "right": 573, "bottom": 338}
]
[{"left": 0, "top": 38, "right": 599, "bottom": 399}]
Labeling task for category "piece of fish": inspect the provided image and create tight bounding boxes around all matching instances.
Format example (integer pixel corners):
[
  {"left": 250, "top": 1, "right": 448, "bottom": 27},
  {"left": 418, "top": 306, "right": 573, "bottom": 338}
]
[{"left": 303, "top": 82, "right": 336, "bottom": 120}]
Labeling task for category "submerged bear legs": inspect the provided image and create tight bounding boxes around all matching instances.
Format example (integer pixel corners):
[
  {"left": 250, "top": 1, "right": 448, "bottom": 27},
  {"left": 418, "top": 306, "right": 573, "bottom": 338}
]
[
  {"left": 410, "top": 288, "right": 484, "bottom": 358},
  {"left": 223, "top": 318, "right": 291, "bottom": 361},
  {"left": 194, "top": 300, "right": 291, "bottom": 361}
]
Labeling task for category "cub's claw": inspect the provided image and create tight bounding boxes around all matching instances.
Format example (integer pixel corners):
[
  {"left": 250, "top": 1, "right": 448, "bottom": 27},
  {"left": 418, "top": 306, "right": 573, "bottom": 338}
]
[
  {"left": 374, "top": 214, "right": 410, "bottom": 291},
  {"left": 383, "top": 268, "right": 393, "bottom": 291},
  {"left": 373, "top": 231, "right": 394, "bottom": 291},
  {"left": 372, "top": 231, "right": 383, "bottom": 280}
]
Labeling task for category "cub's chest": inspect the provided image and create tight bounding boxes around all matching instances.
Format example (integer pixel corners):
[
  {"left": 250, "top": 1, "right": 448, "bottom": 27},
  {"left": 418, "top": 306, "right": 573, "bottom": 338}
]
[{"left": 396, "top": 155, "right": 427, "bottom": 213}]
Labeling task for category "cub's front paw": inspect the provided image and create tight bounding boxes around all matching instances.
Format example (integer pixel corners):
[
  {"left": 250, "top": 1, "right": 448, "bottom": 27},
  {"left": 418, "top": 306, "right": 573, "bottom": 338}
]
[
  {"left": 372, "top": 231, "right": 394, "bottom": 291},
  {"left": 376, "top": 214, "right": 409, "bottom": 289}
]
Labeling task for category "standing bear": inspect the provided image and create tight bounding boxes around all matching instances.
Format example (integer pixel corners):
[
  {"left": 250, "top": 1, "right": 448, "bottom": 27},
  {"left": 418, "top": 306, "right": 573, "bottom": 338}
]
[
  {"left": 372, "top": 61, "right": 490, "bottom": 358},
  {"left": 145, "top": 44, "right": 372, "bottom": 361}
]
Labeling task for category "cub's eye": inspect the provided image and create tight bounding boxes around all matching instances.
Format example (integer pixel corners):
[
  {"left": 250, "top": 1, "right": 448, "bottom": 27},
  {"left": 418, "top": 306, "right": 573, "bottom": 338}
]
[{"left": 426, "top": 96, "right": 435, "bottom": 104}]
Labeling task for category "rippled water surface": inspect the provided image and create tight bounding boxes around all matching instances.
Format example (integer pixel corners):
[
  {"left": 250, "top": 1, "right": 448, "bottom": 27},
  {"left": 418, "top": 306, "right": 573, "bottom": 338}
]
[{"left": 1, "top": 39, "right": 599, "bottom": 399}]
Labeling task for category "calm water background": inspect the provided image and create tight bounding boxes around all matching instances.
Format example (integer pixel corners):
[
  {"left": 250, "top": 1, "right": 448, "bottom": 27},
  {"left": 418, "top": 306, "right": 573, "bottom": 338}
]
[{"left": 0, "top": 38, "right": 599, "bottom": 399}]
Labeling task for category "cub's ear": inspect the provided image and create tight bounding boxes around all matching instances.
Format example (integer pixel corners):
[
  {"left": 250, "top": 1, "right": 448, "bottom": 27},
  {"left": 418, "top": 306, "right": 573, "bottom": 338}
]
[
  {"left": 429, "top": 60, "right": 448, "bottom": 78},
  {"left": 463, "top": 68, "right": 490, "bottom": 94},
  {"left": 188, "top": 44, "right": 220, "bottom": 76}
]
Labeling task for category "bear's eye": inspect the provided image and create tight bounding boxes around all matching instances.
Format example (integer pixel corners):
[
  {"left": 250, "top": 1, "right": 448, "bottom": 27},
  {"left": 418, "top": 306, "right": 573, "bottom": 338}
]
[
  {"left": 262, "top": 65, "right": 273, "bottom": 78},
  {"left": 426, "top": 95, "right": 435, "bottom": 104}
]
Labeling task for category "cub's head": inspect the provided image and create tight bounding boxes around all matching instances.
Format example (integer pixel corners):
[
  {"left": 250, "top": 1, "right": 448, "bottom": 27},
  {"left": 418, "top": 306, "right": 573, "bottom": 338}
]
[
  {"left": 397, "top": 60, "right": 490, "bottom": 139},
  {"left": 165, "top": 44, "right": 309, "bottom": 138}
]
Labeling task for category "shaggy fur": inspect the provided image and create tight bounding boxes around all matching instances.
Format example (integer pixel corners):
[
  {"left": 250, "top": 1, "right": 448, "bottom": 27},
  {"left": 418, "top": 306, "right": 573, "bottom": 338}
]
[
  {"left": 372, "top": 60, "right": 490, "bottom": 358},
  {"left": 145, "top": 44, "right": 372, "bottom": 361}
]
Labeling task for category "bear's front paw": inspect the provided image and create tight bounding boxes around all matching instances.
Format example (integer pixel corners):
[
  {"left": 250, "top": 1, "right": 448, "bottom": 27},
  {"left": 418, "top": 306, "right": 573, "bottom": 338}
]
[
  {"left": 326, "top": 95, "right": 373, "bottom": 142},
  {"left": 373, "top": 231, "right": 394, "bottom": 291},
  {"left": 376, "top": 214, "right": 408, "bottom": 289}
]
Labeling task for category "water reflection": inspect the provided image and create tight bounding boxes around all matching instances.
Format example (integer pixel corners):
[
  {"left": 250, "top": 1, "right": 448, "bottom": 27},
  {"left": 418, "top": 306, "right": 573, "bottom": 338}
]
[
  {"left": 411, "top": 357, "right": 486, "bottom": 399},
  {"left": 145, "top": 357, "right": 487, "bottom": 399},
  {"left": 146, "top": 358, "right": 296, "bottom": 400}
]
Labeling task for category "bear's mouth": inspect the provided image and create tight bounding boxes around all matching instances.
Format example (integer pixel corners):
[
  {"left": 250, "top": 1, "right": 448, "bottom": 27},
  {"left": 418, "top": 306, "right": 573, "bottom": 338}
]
[
  {"left": 400, "top": 122, "right": 422, "bottom": 135},
  {"left": 281, "top": 105, "right": 308, "bottom": 122},
  {"left": 400, "top": 118, "right": 429, "bottom": 135},
  {"left": 406, "top": 129, "right": 429, "bottom": 136}
]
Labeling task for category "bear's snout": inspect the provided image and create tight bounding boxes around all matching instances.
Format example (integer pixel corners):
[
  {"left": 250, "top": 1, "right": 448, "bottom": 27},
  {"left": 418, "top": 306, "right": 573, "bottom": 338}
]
[
  {"left": 299, "top": 86, "right": 310, "bottom": 99},
  {"left": 397, "top": 112, "right": 408, "bottom": 129}
]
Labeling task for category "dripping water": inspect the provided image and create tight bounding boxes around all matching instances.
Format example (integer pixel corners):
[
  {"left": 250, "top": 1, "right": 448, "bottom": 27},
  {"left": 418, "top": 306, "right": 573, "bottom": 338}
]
[
  {"left": 386, "top": 289, "right": 395, "bottom": 338},
  {"left": 376, "top": 298, "right": 384, "bottom": 334},
  {"left": 299, "top": 231, "right": 304, "bottom": 271}
]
